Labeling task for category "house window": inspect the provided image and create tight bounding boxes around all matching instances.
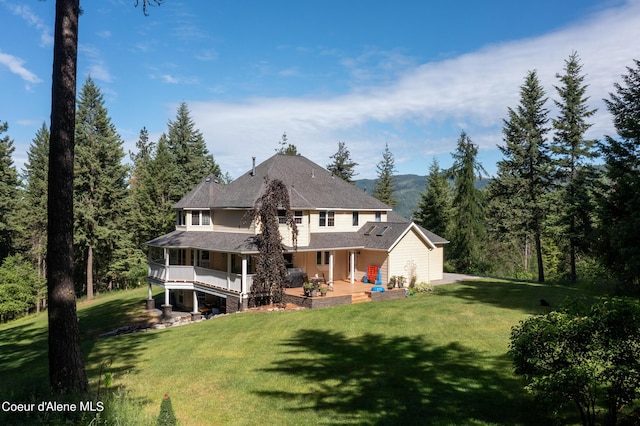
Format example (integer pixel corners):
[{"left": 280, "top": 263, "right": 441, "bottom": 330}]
[
  {"left": 202, "top": 211, "right": 210, "bottom": 226},
  {"left": 294, "top": 211, "right": 303, "bottom": 225},
  {"left": 278, "top": 210, "right": 287, "bottom": 224},
  {"left": 320, "top": 211, "right": 335, "bottom": 227},
  {"left": 316, "top": 251, "right": 330, "bottom": 265},
  {"left": 177, "top": 211, "right": 186, "bottom": 226},
  {"left": 375, "top": 212, "right": 382, "bottom": 222},
  {"left": 352, "top": 211, "right": 359, "bottom": 226},
  {"left": 191, "top": 211, "right": 200, "bottom": 226}
]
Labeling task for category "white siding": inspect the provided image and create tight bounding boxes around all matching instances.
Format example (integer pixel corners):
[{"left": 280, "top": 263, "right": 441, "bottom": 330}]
[{"left": 388, "top": 228, "right": 443, "bottom": 283}]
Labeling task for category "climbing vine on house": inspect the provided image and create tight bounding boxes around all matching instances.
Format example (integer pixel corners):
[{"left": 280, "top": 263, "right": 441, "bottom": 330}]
[{"left": 244, "top": 177, "right": 298, "bottom": 307}]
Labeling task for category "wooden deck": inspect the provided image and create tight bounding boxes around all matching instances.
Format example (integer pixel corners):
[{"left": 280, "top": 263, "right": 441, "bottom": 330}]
[{"left": 283, "top": 280, "right": 407, "bottom": 309}]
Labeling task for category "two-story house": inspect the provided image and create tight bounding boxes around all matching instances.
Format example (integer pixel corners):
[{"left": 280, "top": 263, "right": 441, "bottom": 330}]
[{"left": 146, "top": 154, "right": 447, "bottom": 316}]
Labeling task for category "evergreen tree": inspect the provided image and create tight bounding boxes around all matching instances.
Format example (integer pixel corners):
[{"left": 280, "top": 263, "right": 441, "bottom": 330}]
[
  {"left": 43, "top": 0, "right": 159, "bottom": 396},
  {"left": 488, "top": 70, "right": 552, "bottom": 282},
  {"left": 327, "top": 141, "right": 358, "bottom": 183},
  {"left": 21, "top": 123, "right": 50, "bottom": 295},
  {"left": 166, "top": 101, "right": 220, "bottom": 194},
  {"left": 275, "top": 131, "right": 299, "bottom": 155},
  {"left": 47, "top": 0, "right": 87, "bottom": 394},
  {"left": 74, "top": 76, "right": 129, "bottom": 298},
  {"left": 372, "top": 143, "right": 397, "bottom": 206},
  {"left": 551, "top": 52, "right": 598, "bottom": 284},
  {"left": 129, "top": 128, "right": 180, "bottom": 248},
  {"left": 413, "top": 158, "right": 450, "bottom": 237},
  {"left": 448, "top": 131, "right": 486, "bottom": 273},
  {"left": 0, "top": 121, "right": 19, "bottom": 261},
  {"left": 598, "top": 59, "right": 640, "bottom": 286}
]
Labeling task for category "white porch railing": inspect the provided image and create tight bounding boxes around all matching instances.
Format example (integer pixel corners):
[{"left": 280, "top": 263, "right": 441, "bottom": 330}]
[{"left": 148, "top": 262, "right": 249, "bottom": 293}]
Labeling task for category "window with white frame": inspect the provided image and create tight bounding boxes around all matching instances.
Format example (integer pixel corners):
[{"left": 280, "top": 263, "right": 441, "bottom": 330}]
[
  {"left": 177, "top": 211, "right": 186, "bottom": 226},
  {"left": 319, "top": 211, "right": 335, "bottom": 227},
  {"left": 191, "top": 211, "right": 200, "bottom": 226},
  {"left": 278, "top": 210, "right": 302, "bottom": 225},
  {"left": 202, "top": 211, "right": 210, "bottom": 226},
  {"left": 352, "top": 211, "right": 359, "bottom": 226},
  {"left": 375, "top": 211, "right": 382, "bottom": 222}
]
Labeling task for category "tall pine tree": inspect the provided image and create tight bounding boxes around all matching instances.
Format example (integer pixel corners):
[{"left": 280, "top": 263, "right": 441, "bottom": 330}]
[
  {"left": 448, "top": 131, "right": 486, "bottom": 273},
  {"left": 598, "top": 59, "right": 640, "bottom": 286},
  {"left": 488, "top": 70, "right": 552, "bottom": 282},
  {"left": 22, "top": 123, "right": 50, "bottom": 283},
  {"left": 74, "top": 76, "right": 129, "bottom": 298},
  {"left": 0, "top": 121, "right": 19, "bottom": 261},
  {"left": 372, "top": 143, "right": 397, "bottom": 206},
  {"left": 551, "top": 52, "right": 598, "bottom": 284},
  {"left": 166, "top": 101, "right": 220, "bottom": 195},
  {"left": 327, "top": 141, "right": 358, "bottom": 183},
  {"left": 413, "top": 158, "right": 450, "bottom": 237}
]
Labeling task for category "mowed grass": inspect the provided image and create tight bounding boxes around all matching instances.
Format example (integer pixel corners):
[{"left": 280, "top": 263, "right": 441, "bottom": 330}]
[{"left": 0, "top": 280, "right": 587, "bottom": 425}]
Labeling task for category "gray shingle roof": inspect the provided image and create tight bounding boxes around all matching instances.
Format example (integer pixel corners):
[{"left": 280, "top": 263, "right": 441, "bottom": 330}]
[
  {"left": 174, "top": 174, "right": 225, "bottom": 209},
  {"left": 175, "top": 154, "right": 392, "bottom": 210},
  {"left": 146, "top": 230, "right": 259, "bottom": 254}
]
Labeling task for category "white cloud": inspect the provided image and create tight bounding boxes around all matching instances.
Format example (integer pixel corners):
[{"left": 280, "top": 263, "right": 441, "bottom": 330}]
[
  {"left": 79, "top": 44, "right": 113, "bottom": 83},
  {"left": 186, "top": 0, "right": 640, "bottom": 178},
  {"left": 0, "top": 51, "right": 42, "bottom": 88},
  {"left": 4, "top": 2, "right": 53, "bottom": 46}
]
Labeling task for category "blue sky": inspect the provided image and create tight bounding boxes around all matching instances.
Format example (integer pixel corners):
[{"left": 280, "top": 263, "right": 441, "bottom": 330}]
[{"left": 1, "top": 0, "right": 639, "bottom": 180}]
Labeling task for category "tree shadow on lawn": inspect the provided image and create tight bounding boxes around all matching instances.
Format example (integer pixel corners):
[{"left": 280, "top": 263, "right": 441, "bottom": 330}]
[
  {"left": 79, "top": 297, "right": 160, "bottom": 385},
  {"left": 435, "top": 280, "right": 585, "bottom": 315},
  {"left": 257, "top": 329, "right": 548, "bottom": 425},
  {"left": 0, "top": 295, "right": 158, "bottom": 400}
]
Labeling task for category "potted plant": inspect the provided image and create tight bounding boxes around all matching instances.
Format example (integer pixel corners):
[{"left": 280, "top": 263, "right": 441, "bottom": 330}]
[
  {"left": 388, "top": 276, "right": 397, "bottom": 290},
  {"left": 319, "top": 287, "right": 328, "bottom": 297},
  {"left": 303, "top": 282, "right": 314, "bottom": 297}
]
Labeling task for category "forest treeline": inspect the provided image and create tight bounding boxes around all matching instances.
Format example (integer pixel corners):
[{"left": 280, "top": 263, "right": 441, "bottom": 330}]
[
  {"left": 413, "top": 54, "right": 640, "bottom": 290},
  {"left": 0, "top": 54, "right": 639, "bottom": 321}
]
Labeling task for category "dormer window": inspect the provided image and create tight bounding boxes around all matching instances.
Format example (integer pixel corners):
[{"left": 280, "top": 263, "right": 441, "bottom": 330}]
[
  {"left": 375, "top": 212, "right": 382, "bottom": 222},
  {"left": 191, "top": 211, "right": 200, "bottom": 226}
]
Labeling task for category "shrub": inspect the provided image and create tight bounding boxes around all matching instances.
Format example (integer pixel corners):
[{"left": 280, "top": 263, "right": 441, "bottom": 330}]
[
  {"left": 509, "top": 298, "right": 640, "bottom": 426},
  {"left": 413, "top": 282, "right": 434, "bottom": 293}
]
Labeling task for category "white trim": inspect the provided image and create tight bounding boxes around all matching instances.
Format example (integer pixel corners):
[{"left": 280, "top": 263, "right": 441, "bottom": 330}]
[{"left": 387, "top": 222, "right": 436, "bottom": 252}]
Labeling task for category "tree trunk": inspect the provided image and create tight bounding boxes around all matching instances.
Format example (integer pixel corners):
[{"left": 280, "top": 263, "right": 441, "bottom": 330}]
[
  {"left": 87, "top": 245, "right": 93, "bottom": 300},
  {"left": 47, "top": 0, "right": 87, "bottom": 394},
  {"left": 535, "top": 232, "right": 545, "bottom": 283}
]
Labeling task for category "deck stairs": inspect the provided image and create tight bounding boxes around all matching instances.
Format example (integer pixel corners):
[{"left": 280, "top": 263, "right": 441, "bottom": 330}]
[{"left": 351, "top": 292, "right": 371, "bottom": 304}]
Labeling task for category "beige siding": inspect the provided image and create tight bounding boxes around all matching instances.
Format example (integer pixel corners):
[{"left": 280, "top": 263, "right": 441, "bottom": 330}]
[
  {"left": 308, "top": 210, "right": 387, "bottom": 233},
  {"left": 428, "top": 245, "right": 444, "bottom": 281},
  {"left": 388, "top": 228, "right": 444, "bottom": 283},
  {"left": 213, "top": 210, "right": 253, "bottom": 233}
]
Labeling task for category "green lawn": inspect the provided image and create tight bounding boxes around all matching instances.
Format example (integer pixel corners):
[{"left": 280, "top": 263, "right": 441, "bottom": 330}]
[{"left": 0, "top": 280, "right": 586, "bottom": 425}]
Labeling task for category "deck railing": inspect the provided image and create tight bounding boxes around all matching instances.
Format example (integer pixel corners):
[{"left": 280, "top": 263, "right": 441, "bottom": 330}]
[{"left": 148, "top": 262, "right": 249, "bottom": 293}]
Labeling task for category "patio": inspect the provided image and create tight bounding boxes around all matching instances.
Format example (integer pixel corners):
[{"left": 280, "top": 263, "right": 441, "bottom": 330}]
[{"left": 283, "top": 279, "right": 407, "bottom": 309}]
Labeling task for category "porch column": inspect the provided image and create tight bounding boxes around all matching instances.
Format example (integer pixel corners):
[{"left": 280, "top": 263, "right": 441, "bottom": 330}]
[
  {"left": 164, "top": 248, "right": 170, "bottom": 281},
  {"left": 350, "top": 251, "right": 355, "bottom": 284},
  {"left": 164, "top": 288, "right": 170, "bottom": 306},
  {"left": 191, "top": 290, "right": 201, "bottom": 321},
  {"left": 329, "top": 251, "right": 334, "bottom": 284},
  {"left": 241, "top": 255, "right": 248, "bottom": 295},
  {"left": 145, "top": 282, "right": 155, "bottom": 310},
  {"left": 227, "top": 253, "right": 232, "bottom": 290}
]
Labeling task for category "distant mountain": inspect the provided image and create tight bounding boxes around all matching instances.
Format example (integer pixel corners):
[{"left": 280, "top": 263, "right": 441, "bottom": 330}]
[{"left": 354, "top": 174, "right": 490, "bottom": 220}]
